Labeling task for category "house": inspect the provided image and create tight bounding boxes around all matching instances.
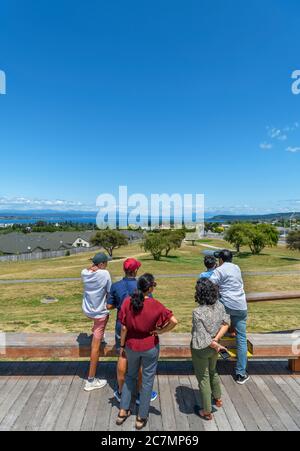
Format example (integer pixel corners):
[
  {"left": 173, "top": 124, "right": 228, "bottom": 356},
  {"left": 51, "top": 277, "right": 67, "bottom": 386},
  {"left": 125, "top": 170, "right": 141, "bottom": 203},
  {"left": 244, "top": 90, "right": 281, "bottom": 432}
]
[
  {"left": 0, "top": 230, "right": 143, "bottom": 255},
  {"left": 49, "top": 232, "right": 95, "bottom": 249},
  {"left": 0, "top": 231, "right": 95, "bottom": 255}
]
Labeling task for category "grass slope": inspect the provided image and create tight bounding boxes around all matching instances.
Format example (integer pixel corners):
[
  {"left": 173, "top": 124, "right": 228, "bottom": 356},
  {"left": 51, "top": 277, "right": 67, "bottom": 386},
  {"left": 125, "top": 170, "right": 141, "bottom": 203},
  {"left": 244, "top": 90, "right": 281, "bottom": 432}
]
[{"left": 0, "top": 240, "right": 299, "bottom": 334}]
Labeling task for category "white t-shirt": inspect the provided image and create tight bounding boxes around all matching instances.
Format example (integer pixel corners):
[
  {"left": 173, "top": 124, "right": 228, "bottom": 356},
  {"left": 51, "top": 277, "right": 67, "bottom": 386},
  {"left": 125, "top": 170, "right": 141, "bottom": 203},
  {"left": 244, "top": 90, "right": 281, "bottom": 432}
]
[
  {"left": 210, "top": 262, "right": 247, "bottom": 311},
  {"left": 81, "top": 268, "right": 112, "bottom": 319}
]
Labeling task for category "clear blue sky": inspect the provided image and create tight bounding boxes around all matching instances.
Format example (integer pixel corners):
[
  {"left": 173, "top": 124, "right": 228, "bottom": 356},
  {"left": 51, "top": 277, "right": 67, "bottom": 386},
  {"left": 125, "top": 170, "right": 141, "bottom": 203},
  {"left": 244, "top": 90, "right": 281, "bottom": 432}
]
[{"left": 0, "top": 0, "right": 300, "bottom": 214}]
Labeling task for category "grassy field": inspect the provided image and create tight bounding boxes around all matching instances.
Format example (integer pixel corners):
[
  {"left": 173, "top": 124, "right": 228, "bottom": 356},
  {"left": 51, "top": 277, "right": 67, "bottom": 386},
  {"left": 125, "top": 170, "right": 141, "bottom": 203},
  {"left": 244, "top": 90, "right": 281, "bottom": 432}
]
[
  {"left": 1, "top": 239, "right": 300, "bottom": 280},
  {"left": 0, "top": 239, "right": 299, "bottom": 334}
]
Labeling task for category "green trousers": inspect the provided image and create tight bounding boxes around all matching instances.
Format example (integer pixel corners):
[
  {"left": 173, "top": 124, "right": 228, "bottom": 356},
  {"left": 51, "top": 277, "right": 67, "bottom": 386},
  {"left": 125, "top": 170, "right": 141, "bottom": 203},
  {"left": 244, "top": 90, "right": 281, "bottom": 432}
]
[{"left": 191, "top": 347, "right": 222, "bottom": 414}]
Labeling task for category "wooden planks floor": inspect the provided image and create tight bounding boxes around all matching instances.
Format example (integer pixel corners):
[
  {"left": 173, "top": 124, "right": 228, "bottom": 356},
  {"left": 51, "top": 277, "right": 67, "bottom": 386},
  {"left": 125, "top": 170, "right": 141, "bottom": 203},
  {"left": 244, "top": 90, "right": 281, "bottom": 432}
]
[{"left": 0, "top": 360, "right": 299, "bottom": 431}]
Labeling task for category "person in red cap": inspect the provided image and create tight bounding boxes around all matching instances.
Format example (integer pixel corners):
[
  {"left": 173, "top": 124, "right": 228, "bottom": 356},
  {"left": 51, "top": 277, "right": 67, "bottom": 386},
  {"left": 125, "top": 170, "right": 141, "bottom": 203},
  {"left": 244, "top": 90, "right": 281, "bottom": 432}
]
[{"left": 107, "top": 258, "right": 158, "bottom": 404}]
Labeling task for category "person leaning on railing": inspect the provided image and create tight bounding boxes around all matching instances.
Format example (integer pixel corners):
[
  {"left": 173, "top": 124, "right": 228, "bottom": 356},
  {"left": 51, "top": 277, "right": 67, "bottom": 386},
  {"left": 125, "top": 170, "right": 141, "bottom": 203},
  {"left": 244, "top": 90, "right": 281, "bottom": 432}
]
[
  {"left": 191, "top": 278, "right": 230, "bottom": 421},
  {"left": 210, "top": 249, "right": 249, "bottom": 385}
]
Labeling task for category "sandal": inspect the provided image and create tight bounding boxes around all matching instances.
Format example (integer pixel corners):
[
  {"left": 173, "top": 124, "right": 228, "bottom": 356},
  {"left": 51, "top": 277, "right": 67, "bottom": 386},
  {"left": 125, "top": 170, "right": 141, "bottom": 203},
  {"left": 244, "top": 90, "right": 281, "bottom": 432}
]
[
  {"left": 116, "top": 410, "right": 131, "bottom": 426},
  {"left": 135, "top": 416, "right": 148, "bottom": 430},
  {"left": 194, "top": 405, "right": 213, "bottom": 421},
  {"left": 214, "top": 399, "right": 223, "bottom": 408}
]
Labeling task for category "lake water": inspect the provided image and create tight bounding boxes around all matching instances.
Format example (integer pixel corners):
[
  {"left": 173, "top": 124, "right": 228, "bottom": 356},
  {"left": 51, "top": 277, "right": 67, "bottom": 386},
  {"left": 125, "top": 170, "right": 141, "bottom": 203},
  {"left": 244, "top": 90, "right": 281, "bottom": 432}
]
[
  {"left": 0, "top": 213, "right": 98, "bottom": 225},
  {"left": 0, "top": 211, "right": 213, "bottom": 226}
]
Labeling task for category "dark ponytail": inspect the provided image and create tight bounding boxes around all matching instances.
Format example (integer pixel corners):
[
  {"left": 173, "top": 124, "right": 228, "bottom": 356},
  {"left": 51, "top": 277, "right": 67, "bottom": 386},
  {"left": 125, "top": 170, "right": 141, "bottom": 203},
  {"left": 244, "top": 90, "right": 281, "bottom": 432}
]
[{"left": 130, "top": 273, "right": 156, "bottom": 313}]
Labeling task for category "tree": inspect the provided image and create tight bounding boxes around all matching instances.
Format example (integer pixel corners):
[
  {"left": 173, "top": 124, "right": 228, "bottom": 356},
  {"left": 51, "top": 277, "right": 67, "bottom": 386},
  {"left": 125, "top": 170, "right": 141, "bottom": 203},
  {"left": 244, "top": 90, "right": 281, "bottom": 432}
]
[
  {"left": 143, "top": 233, "right": 167, "bottom": 261},
  {"left": 247, "top": 224, "right": 279, "bottom": 255},
  {"left": 224, "top": 224, "right": 249, "bottom": 253},
  {"left": 91, "top": 230, "right": 128, "bottom": 257},
  {"left": 161, "top": 230, "right": 186, "bottom": 257},
  {"left": 287, "top": 230, "right": 300, "bottom": 251}
]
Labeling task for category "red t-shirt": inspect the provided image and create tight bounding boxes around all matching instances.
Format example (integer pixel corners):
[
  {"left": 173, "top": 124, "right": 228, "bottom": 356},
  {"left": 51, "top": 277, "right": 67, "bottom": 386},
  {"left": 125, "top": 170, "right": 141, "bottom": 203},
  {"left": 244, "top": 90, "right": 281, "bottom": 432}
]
[{"left": 119, "top": 296, "right": 173, "bottom": 352}]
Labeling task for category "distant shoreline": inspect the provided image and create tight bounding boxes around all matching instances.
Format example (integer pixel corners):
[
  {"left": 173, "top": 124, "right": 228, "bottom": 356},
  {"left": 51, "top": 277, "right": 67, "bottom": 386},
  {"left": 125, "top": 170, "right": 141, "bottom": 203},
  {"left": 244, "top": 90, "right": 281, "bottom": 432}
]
[{"left": 0, "top": 210, "right": 299, "bottom": 226}]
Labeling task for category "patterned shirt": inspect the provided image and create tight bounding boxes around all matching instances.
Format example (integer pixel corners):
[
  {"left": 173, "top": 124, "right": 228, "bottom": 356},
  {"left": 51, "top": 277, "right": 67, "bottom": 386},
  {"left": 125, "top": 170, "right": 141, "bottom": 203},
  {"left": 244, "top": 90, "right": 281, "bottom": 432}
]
[{"left": 191, "top": 302, "right": 231, "bottom": 350}]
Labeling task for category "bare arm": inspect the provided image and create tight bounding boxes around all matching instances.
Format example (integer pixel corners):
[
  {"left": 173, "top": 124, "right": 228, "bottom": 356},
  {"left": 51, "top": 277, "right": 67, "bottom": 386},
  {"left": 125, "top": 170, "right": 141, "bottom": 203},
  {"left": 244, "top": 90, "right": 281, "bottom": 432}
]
[
  {"left": 151, "top": 316, "right": 178, "bottom": 336},
  {"left": 120, "top": 325, "right": 128, "bottom": 348},
  {"left": 214, "top": 323, "right": 230, "bottom": 343},
  {"left": 210, "top": 323, "right": 230, "bottom": 352}
]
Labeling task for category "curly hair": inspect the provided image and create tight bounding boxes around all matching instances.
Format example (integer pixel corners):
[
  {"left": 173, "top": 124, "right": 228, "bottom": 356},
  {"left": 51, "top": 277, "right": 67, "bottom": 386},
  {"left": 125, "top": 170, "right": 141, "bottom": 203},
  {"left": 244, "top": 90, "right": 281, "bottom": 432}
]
[{"left": 195, "top": 278, "right": 219, "bottom": 306}]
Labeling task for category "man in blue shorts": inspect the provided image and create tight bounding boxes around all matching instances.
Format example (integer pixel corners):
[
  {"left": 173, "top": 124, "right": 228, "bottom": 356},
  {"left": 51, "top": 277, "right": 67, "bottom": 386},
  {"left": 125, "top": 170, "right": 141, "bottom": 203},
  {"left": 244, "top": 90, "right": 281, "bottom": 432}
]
[{"left": 107, "top": 258, "right": 158, "bottom": 403}]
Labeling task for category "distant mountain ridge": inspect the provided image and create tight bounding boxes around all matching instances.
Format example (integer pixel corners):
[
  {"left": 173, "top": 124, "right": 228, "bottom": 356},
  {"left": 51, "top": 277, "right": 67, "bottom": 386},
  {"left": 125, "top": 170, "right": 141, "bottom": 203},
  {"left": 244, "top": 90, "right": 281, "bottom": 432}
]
[{"left": 209, "top": 212, "right": 300, "bottom": 222}]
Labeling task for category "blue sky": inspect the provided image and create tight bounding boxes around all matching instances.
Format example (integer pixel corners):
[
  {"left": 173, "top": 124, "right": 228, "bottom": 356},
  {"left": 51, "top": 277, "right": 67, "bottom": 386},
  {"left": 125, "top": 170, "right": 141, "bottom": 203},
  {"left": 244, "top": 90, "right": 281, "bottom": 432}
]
[{"left": 0, "top": 0, "right": 300, "bottom": 214}]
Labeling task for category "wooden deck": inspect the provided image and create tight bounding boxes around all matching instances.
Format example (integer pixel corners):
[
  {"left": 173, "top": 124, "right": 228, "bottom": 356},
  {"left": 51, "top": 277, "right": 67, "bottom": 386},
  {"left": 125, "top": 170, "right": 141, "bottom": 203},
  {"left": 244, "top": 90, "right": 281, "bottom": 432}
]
[{"left": 0, "top": 360, "right": 300, "bottom": 431}]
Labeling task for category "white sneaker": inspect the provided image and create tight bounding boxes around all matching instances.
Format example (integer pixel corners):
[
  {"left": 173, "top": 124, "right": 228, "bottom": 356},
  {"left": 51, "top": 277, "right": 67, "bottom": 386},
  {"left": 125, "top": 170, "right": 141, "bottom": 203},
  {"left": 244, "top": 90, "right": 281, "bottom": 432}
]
[{"left": 84, "top": 378, "right": 107, "bottom": 392}]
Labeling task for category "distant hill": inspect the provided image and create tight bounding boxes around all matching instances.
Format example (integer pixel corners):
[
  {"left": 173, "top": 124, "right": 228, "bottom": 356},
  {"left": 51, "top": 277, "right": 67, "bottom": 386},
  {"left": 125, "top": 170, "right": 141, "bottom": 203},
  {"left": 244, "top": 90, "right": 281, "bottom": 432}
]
[{"left": 209, "top": 212, "right": 300, "bottom": 222}]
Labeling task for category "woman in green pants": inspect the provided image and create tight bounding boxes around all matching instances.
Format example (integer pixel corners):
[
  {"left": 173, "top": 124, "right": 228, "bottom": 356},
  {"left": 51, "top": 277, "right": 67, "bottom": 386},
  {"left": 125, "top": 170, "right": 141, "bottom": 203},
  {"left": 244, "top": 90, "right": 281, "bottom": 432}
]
[{"left": 191, "top": 278, "right": 230, "bottom": 421}]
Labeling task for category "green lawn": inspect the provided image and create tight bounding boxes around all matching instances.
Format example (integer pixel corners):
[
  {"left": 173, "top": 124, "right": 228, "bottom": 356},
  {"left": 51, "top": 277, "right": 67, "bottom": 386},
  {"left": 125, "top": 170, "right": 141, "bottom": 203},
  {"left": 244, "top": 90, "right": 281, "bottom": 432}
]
[
  {"left": 0, "top": 240, "right": 299, "bottom": 335},
  {"left": 1, "top": 239, "right": 300, "bottom": 281}
]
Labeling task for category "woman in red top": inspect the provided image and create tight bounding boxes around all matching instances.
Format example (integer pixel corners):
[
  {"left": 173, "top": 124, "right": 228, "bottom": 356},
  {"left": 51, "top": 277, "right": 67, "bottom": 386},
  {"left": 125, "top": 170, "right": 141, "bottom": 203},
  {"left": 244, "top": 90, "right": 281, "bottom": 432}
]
[{"left": 116, "top": 273, "right": 178, "bottom": 430}]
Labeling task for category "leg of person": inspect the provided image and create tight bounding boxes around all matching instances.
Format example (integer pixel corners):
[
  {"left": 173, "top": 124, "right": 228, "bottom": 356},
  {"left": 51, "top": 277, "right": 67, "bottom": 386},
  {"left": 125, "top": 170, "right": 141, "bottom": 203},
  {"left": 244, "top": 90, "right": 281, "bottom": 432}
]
[
  {"left": 114, "top": 331, "right": 127, "bottom": 400},
  {"left": 85, "top": 316, "right": 109, "bottom": 391},
  {"left": 191, "top": 347, "right": 213, "bottom": 416},
  {"left": 230, "top": 310, "right": 249, "bottom": 382},
  {"left": 138, "top": 366, "right": 143, "bottom": 391},
  {"left": 208, "top": 348, "right": 222, "bottom": 405},
  {"left": 120, "top": 348, "right": 141, "bottom": 415},
  {"left": 88, "top": 335, "right": 101, "bottom": 379},
  {"left": 136, "top": 346, "right": 159, "bottom": 425},
  {"left": 136, "top": 366, "right": 158, "bottom": 405},
  {"left": 117, "top": 355, "right": 128, "bottom": 395},
  {"left": 115, "top": 334, "right": 143, "bottom": 403}
]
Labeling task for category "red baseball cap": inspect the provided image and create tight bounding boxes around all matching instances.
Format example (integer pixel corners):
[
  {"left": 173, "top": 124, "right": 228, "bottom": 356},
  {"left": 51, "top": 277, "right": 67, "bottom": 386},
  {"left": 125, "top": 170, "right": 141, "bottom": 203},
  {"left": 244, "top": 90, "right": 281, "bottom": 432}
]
[{"left": 123, "top": 258, "right": 142, "bottom": 272}]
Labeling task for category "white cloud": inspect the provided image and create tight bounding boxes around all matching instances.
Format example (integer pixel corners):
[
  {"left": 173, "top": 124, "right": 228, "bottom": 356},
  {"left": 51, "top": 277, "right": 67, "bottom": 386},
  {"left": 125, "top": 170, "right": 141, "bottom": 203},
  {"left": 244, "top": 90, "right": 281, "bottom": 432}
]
[
  {"left": 278, "top": 134, "right": 288, "bottom": 141},
  {"left": 286, "top": 146, "right": 300, "bottom": 153},
  {"left": 260, "top": 142, "right": 273, "bottom": 150},
  {"left": 261, "top": 121, "right": 300, "bottom": 152},
  {"left": 206, "top": 199, "right": 300, "bottom": 215},
  {"left": 269, "top": 128, "right": 282, "bottom": 139},
  {"left": 0, "top": 197, "right": 96, "bottom": 211},
  {"left": 267, "top": 127, "right": 289, "bottom": 141}
]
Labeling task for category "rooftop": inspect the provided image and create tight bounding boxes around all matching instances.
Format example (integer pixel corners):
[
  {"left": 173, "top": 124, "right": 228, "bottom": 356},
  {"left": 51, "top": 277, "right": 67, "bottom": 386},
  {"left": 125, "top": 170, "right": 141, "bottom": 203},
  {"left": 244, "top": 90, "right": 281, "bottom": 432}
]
[{"left": 0, "top": 231, "right": 96, "bottom": 254}]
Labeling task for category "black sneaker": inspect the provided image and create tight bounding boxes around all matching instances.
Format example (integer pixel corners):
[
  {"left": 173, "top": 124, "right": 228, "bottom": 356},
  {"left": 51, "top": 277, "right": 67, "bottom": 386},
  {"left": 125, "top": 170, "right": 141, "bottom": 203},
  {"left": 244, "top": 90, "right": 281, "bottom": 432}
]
[{"left": 235, "top": 373, "right": 250, "bottom": 385}]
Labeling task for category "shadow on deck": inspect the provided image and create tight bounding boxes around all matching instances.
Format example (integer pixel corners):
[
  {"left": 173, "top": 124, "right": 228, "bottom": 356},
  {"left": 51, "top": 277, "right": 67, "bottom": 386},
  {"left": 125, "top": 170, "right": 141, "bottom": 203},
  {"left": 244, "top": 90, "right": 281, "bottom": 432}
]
[{"left": 0, "top": 360, "right": 299, "bottom": 431}]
